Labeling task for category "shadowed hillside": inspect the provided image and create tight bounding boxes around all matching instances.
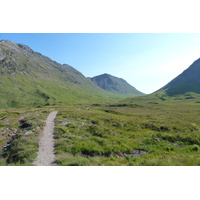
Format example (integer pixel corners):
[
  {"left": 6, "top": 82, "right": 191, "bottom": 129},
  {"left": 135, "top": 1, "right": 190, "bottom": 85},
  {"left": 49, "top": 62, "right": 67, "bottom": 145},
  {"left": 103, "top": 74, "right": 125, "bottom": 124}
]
[{"left": 156, "top": 58, "right": 200, "bottom": 96}]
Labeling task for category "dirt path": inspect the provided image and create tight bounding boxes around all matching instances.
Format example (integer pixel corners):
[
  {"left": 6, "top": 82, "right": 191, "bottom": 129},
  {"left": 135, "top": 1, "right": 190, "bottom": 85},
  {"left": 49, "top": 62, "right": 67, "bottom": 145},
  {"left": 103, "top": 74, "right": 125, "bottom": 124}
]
[{"left": 33, "top": 111, "right": 58, "bottom": 166}]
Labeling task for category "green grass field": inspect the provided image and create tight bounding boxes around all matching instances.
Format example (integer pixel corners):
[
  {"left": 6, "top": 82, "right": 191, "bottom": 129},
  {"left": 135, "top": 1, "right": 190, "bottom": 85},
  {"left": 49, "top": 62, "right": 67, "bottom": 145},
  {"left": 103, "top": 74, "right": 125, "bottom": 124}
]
[
  {"left": 52, "top": 100, "right": 200, "bottom": 166},
  {"left": 1, "top": 98, "right": 200, "bottom": 166}
]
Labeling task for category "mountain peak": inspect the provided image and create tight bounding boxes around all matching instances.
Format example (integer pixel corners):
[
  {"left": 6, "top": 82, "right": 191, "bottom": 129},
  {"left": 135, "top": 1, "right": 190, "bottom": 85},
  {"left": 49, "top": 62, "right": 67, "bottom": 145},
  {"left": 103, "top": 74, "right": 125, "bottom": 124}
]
[
  {"left": 91, "top": 73, "right": 144, "bottom": 97},
  {"left": 0, "top": 40, "right": 14, "bottom": 44},
  {"left": 0, "top": 39, "right": 35, "bottom": 55},
  {"left": 102, "top": 73, "right": 111, "bottom": 76}
]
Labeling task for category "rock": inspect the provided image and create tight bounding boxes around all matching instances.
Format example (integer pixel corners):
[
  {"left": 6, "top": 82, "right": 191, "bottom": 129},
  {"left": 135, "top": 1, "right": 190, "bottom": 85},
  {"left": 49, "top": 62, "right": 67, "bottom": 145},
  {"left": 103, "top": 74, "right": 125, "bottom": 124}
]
[
  {"left": 126, "top": 149, "right": 148, "bottom": 157},
  {"left": 25, "top": 130, "right": 33, "bottom": 135}
]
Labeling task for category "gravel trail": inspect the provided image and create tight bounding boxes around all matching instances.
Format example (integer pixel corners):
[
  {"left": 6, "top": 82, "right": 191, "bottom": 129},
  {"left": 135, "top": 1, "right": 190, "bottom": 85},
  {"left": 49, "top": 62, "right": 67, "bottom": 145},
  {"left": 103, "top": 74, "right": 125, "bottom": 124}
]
[{"left": 33, "top": 111, "right": 58, "bottom": 166}]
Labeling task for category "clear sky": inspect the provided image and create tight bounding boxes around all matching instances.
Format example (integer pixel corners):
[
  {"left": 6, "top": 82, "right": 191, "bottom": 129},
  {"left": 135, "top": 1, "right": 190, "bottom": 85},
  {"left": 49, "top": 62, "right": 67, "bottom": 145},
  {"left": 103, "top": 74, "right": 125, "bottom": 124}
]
[{"left": 1, "top": 33, "right": 200, "bottom": 94}]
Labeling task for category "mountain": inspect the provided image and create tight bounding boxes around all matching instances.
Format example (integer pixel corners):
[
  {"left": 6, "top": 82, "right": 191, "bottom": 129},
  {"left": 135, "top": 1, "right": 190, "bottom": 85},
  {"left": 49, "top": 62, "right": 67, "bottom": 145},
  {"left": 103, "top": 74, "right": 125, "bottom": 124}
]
[
  {"left": 90, "top": 73, "right": 144, "bottom": 97},
  {"left": 156, "top": 58, "right": 200, "bottom": 96},
  {"left": 0, "top": 40, "right": 119, "bottom": 108}
]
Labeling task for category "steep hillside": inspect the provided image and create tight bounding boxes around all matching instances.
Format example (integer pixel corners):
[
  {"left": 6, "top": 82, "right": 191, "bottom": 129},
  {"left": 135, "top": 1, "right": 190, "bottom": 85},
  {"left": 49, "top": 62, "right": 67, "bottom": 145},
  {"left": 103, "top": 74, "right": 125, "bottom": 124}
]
[
  {"left": 156, "top": 58, "right": 200, "bottom": 96},
  {"left": 90, "top": 73, "right": 144, "bottom": 97},
  {"left": 120, "top": 57, "right": 200, "bottom": 103},
  {"left": 0, "top": 40, "right": 118, "bottom": 108}
]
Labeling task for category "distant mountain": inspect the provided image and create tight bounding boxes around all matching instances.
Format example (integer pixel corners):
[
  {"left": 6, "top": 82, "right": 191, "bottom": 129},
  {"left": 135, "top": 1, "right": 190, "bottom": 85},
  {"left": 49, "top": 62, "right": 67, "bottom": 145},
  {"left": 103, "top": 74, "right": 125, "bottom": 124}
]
[
  {"left": 156, "top": 58, "right": 200, "bottom": 96},
  {"left": 90, "top": 73, "right": 144, "bottom": 97},
  {"left": 0, "top": 40, "right": 118, "bottom": 108}
]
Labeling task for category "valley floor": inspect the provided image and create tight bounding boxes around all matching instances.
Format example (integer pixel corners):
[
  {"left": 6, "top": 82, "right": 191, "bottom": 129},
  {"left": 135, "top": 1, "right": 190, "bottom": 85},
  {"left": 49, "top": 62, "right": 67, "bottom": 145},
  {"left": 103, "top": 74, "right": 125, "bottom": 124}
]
[{"left": 1, "top": 99, "right": 200, "bottom": 166}]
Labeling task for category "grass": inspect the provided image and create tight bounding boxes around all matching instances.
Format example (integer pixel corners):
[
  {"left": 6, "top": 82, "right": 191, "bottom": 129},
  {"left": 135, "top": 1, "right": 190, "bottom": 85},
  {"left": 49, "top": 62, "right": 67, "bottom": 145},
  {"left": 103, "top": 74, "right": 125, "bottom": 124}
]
[
  {"left": 0, "top": 108, "right": 49, "bottom": 165},
  {"left": 2, "top": 40, "right": 200, "bottom": 165},
  {"left": 1, "top": 98, "right": 200, "bottom": 166},
  {"left": 52, "top": 99, "right": 200, "bottom": 166},
  {"left": 0, "top": 72, "right": 119, "bottom": 109}
]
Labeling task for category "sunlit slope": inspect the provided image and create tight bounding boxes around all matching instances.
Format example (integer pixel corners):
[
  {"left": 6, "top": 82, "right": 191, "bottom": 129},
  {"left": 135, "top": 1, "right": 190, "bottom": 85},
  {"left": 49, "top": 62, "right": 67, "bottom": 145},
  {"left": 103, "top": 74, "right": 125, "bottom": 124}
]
[{"left": 0, "top": 40, "right": 119, "bottom": 108}]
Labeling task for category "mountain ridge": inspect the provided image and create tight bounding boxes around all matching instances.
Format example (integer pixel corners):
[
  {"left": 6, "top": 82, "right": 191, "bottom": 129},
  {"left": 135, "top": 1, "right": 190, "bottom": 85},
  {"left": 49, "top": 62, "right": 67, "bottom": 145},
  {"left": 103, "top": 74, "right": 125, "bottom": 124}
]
[{"left": 0, "top": 40, "right": 122, "bottom": 108}]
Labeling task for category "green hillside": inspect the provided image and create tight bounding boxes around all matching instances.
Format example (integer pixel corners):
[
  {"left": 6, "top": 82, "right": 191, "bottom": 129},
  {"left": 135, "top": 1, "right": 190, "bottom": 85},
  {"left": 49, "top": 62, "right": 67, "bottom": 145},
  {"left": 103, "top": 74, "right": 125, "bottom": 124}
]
[
  {"left": 0, "top": 40, "right": 121, "bottom": 108},
  {"left": 1, "top": 41, "right": 200, "bottom": 166},
  {"left": 118, "top": 58, "right": 200, "bottom": 104},
  {"left": 156, "top": 58, "right": 200, "bottom": 96},
  {"left": 90, "top": 73, "right": 144, "bottom": 97}
]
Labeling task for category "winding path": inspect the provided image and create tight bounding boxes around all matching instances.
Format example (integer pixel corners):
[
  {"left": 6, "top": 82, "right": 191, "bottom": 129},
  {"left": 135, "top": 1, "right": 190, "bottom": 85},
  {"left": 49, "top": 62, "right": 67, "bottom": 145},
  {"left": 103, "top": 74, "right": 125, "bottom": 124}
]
[{"left": 33, "top": 111, "right": 58, "bottom": 166}]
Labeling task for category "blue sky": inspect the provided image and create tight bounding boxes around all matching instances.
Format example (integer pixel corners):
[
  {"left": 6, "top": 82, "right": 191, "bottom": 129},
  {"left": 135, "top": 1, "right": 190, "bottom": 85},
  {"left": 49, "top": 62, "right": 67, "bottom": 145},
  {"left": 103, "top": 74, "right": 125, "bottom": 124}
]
[{"left": 1, "top": 33, "right": 200, "bottom": 94}]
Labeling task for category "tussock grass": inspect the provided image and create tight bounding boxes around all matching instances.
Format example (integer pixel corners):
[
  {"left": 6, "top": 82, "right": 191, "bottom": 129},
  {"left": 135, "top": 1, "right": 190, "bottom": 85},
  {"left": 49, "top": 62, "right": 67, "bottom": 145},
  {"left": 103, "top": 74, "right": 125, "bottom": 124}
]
[
  {"left": 53, "top": 100, "right": 200, "bottom": 166},
  {"left": 2, "top": 98, "right": 200, "bottom": 166},
  {"left": 0, "top": 108, "right": 49, "bottom": 165}
]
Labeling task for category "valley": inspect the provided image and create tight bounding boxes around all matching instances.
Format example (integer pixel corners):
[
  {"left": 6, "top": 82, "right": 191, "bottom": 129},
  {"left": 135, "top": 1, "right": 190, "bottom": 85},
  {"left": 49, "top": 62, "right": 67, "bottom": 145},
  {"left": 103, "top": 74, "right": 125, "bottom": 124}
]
[{"left": 1, "top": 39, "right": 200, "bottom": 166}]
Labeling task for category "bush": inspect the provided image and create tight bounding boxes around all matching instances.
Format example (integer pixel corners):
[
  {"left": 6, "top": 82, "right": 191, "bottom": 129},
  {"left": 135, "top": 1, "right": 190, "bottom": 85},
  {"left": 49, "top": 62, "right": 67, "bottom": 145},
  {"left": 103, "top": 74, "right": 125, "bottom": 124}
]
[
  {"left": 166, "top": 146, "right": 175, "bottom": 152},
  {"left": 6, "top": 137, "right": 38, "bottom": 164},
  {"left": 66, "top": 123, "right": 78, "bottom": 128},
  {"left": 191, "top": 145, "right": 199, "bottom": 152}
]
